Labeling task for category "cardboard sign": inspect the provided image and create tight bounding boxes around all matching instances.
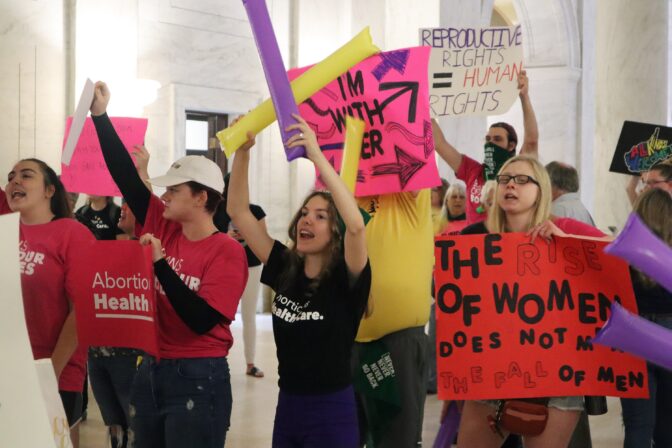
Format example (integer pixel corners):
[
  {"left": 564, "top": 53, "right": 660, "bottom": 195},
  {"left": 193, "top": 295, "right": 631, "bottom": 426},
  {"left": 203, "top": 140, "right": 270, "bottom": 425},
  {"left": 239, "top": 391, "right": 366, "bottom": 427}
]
[
  {"left": 35, "top": 359, "right": 72, "bottom": 447},
  {"left": 419, "top": 26, "right": 524, "bottom": 117},
  {"left": 609, "top": 121, "right": 672, "bottom": 174},
  {"left": 62, "top": 79, "right": 95, "bottom": 165},
  {"left": 61, "top": 117, "right": 148, "bottom": 197},
  {"left": 70, "top": 240, "right": 159, "bottom": 356},
  {"left": 434, "top": 233, "right": 648, "bottom": 400},
  {"left": 288, "top": 46, "right": 440, "bottom": 196},
  {"left": 0, "top": 214, "right": 57, "bottom": 448}
]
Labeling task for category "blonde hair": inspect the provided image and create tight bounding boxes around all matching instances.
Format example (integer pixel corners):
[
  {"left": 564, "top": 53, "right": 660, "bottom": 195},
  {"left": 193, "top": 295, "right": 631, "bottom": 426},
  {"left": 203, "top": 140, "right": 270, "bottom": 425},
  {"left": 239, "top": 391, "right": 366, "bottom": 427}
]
[
  {"left": 486, "top": 155, "right": 553, "bottom": 233},
  {"left": 480, "top": 180, "right": 497, "bottom": 208},
  {"left": 441, "top": 181, "right": 466, "bottom": 220}
]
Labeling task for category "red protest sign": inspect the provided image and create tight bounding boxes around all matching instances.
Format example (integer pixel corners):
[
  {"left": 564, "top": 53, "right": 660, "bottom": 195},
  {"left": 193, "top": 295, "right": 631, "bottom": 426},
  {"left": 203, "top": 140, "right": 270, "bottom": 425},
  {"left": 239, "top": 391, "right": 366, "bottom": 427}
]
[
  {"left": 288, "top": 46, "right": 440, "bottom": 196},
  {"left": 70, "top": 240, "right": 158, "bottom": 356},
  {"left": 434, "top": 233, "right": 648, "bottom": 400}
]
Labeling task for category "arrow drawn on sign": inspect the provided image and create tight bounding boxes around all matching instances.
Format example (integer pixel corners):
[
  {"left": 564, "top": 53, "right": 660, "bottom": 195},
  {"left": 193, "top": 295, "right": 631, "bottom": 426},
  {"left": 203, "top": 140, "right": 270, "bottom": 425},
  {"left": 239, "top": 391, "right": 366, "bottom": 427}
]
[
  {"left": 379, "top": 81, "right": 419, "bottom": 123},
  {"left": 371, "top": 145, "right": 426, "bottom": 189},
  {"left": 372, "top": 49, "right": 411, "bottom": 81},
  {"left": 423, "top": 120, "right": 434, "bottom": 159}
]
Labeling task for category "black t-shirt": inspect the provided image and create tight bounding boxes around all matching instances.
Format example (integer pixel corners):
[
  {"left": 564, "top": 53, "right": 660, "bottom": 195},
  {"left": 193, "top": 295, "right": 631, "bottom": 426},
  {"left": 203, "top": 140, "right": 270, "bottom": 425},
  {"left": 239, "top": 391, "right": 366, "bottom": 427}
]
[
  {"left": 261, "top": 240, "right": 372, "bottom": 394},
  {"left": 75, "top": 203, "right": 123, "bottom": 240},
  {"left": 214, "top": 204, "right": 266, "bottom": 267}
]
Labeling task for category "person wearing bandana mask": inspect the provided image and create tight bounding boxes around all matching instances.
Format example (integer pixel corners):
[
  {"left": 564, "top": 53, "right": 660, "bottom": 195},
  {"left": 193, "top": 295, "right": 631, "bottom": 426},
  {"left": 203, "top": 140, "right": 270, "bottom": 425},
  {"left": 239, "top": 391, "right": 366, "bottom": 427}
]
[{"left": 432, "top": 70, "right": 539, "bottom": 224}]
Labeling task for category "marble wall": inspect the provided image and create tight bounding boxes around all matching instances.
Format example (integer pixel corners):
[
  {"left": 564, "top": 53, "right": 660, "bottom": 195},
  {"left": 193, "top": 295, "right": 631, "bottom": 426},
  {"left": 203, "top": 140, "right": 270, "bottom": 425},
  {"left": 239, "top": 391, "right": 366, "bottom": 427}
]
[
  {"left": 594, "top": 0, "right": 669, "bottom": 231},
  {"left": 0, "top": 1, "right": 67, "bottom": 177},
  {"left": 0, "top": 0, "right": 669, "bottom": 237}
]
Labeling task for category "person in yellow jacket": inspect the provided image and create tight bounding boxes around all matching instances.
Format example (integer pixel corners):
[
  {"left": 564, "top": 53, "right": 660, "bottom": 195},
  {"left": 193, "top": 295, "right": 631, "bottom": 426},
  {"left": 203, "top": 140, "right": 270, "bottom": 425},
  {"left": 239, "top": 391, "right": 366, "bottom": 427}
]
[{"left": 352, "top": 190, "right": 434, "bottom": 448}]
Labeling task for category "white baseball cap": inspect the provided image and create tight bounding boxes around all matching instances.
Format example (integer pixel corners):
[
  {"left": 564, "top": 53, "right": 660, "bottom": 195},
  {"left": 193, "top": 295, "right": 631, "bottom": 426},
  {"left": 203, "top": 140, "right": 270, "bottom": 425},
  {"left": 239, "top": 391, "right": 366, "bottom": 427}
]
[{"left": 148, "top": 156, "right": 224, "bottom": 193}]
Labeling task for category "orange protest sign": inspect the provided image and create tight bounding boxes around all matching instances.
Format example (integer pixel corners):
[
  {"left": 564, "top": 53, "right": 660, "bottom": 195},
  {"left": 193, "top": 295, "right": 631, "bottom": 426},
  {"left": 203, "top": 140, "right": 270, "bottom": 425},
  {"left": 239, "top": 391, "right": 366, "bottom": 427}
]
[{"left": 434, "top": 233, "right": 648, "bottom": 400}]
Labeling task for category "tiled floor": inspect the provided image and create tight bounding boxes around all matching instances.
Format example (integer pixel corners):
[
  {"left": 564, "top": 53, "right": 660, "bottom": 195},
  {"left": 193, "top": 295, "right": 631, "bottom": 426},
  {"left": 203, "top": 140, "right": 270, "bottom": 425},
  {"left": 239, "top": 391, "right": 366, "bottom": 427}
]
[{"left": 80, "top": 314, "right": 625, "bottom": 447}]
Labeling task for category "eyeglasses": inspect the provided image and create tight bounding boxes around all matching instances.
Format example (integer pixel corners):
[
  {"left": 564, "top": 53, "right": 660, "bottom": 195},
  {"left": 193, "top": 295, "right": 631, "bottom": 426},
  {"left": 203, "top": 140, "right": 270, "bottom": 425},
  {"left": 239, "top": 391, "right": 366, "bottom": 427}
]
[
  {"left": 644, "top": 179, "right": 671, "bottom": 186},
  {"left": 496, "top": 174, "right": 540, "bottom": 186}
]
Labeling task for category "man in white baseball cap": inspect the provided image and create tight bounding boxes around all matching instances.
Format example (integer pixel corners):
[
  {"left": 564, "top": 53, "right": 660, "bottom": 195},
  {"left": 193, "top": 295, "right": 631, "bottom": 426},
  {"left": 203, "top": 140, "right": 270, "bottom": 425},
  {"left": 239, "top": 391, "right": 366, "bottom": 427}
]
[{"left": 148, "top": 156, "right": 225, "bottom": 194}]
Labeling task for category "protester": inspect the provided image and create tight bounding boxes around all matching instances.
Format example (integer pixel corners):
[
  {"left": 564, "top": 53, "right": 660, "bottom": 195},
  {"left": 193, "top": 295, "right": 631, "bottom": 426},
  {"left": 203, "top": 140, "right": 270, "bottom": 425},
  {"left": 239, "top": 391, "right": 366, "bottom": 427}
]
[
  {"left": 546, "top": 161, "right": 595, "bottom": 226},
  {"left": 479, "top": 180, "right": 497, "bottom": 216},
  {"left": 439, "top": 181, "right": 468, "bottom": 235},
  {"left": 352, "top": 190, "right": 433, "bottom": 444},
  {"left": 626, "top": 160, "right": 672, "bottom": 206},
  {"left": 431, "top": 178, "right": 450, "bottom": 235},
  {"left": 78, "top": 198, "right": 140, "bottom": 447},
  {"left": 432, "top": 71, "right": 539, "bottom": 224},
  {"left": 90, "top": 81, "right": 247, "bottom": 448},
  {"left": 227, "top": 114, "right": 371, "bottom": 448},
  {"left": 456, "top": 156, "right": 606, "bottom": 448},
  {"left": 214, "top": 174, "right": 268, "bottom": 378},
  {"left": 642, "top": 161, "right": 672, "bottom": 194},
  {"left": 1, "top": 159, "right": 93, "bottom": 448},
  {"left": 75, "top": 196, "right": 123, "bottom": 241},
  {"left": 620, "top": 188, "right": 672, "bottom": 448}
]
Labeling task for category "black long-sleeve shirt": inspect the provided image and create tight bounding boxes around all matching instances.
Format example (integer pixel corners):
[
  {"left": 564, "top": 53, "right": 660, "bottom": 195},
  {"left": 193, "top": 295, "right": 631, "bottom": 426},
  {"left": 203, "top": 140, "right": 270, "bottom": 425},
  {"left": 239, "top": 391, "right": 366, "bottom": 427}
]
[{"left": 91, "top": 113, "right": 224, "bottom": 334}]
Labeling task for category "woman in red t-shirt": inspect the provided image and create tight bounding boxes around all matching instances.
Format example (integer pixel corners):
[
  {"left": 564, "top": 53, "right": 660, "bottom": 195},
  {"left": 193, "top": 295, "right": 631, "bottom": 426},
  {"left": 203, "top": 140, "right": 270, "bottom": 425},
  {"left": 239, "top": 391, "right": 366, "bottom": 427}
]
[
  {"left": 457, "top": 155, "right": 606, "bottom": 448},
  {"left": 90, "top": 82, "right": 248, "bottom": 448},
  {"left": 3, "top": 158, "right": 93, "bottom": 447}
]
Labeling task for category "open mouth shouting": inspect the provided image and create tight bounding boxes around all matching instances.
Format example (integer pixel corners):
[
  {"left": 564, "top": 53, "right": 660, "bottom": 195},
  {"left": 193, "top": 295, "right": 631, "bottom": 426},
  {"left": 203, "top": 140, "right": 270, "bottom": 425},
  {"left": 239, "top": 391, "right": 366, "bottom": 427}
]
[{"left": 298, "top": 228, "right": 315, "bottom": 240}]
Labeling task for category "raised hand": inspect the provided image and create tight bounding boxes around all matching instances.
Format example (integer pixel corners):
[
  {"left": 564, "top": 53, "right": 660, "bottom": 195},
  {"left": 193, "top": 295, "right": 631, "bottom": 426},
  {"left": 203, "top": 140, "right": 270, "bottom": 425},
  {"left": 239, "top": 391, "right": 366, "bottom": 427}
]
[
  {"left": 91, "top": 81, "right": 111, "bottom": 116},
  {"left": 285, "top": 113, "right": 321, "bottom": 162},
  {"left": 517, "top": 70, "right": 529, "bottom": 98}
]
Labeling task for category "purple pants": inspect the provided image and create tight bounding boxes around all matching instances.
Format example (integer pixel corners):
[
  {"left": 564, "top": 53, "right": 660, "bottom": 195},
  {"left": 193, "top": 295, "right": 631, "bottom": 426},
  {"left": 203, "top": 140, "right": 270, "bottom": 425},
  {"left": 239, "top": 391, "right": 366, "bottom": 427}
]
[{"left": 273, "top": 385, "right": 359, "bottom": 448}]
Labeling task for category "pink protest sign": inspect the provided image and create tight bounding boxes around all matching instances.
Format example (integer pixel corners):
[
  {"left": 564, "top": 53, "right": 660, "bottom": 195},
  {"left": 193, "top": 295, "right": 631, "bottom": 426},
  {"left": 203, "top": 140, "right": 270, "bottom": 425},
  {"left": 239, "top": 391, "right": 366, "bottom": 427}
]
[
  {"left": 61, "top": 117, "right": 148, "bottom": 197},
  {"left": 288, "top": 46, "right": 440, "bottom": 196}
]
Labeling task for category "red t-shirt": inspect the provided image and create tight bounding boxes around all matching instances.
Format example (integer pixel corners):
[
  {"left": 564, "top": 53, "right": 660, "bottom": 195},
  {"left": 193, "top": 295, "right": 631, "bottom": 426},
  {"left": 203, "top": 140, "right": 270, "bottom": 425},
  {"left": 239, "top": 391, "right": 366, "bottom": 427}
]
[
  {"left": 19, "top": 218, "right": 94, "bottom": 392},
  {"left": 138, "top": 195, "right": 248, "bottom": 359},
  {"left": 456, "top": 155, "right": 487, "bottom": 225},
  {"left": 0, "top": 189, "right": 13, "bottom": 214},
  {"left": 553, "top": 217, "right": 605, "bottom": 238}
]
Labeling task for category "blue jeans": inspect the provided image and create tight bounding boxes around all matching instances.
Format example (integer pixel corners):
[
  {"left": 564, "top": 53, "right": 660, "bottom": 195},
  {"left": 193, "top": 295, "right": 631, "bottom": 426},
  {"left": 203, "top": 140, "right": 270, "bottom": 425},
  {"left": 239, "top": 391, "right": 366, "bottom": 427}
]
[
  {"left": 620, "top": 315, "right": 672, "bottom": 448},
  {"left": 88, "top": 350, "right": 138, "bottom": 427},
  {"left": 129, "top": 356, "right": 232, "bottom": 448}
]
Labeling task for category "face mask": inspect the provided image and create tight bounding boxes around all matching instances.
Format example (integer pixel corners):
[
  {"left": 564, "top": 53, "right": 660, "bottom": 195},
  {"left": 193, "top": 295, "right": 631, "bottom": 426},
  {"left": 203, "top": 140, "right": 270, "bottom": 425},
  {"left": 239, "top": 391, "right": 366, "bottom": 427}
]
[{"left": 483, "top": 142, "right": 514, "bottom": 181}]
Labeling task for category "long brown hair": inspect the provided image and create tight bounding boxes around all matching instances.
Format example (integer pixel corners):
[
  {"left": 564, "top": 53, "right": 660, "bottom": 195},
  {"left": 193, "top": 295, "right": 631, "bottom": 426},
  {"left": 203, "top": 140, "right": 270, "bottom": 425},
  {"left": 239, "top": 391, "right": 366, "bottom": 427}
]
[
  {"left": 22, "top": 158, "right": 73, "bottom": 219},
  {"left": 278, "top": 191, "right": 343, "bottom": 292},
  {"left": 633, "top": 188, "right": 672, "bottom": 287}
]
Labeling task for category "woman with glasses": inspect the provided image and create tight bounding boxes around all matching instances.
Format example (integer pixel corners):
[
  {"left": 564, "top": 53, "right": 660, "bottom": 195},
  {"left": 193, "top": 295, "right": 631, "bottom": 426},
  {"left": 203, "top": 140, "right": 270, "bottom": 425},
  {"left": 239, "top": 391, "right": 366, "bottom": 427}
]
[
  {"left": 642, "top": 161, "right": 672, "bottom": 194},
  {"left": 456, "top": 156, "right": 606, "bottom": 448}
]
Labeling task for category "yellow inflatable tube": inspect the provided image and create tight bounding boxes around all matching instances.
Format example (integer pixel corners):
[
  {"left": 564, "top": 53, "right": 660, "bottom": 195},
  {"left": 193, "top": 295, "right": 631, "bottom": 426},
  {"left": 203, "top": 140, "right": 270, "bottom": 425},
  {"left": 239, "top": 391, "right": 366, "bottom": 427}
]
[
  {"left": 217, "top": 27, "right": 380, "bottom": 157},
  {"left": 340, "top": 117, "right": 365, "bottom": 194}
]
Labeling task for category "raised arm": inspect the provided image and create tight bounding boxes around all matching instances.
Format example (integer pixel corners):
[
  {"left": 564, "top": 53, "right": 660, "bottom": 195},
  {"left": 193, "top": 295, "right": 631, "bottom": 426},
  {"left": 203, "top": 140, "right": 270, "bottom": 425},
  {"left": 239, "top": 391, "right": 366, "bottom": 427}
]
[
  {"left": 286, "top": 114, "right": 367, "bottom": 277},
  {"left": 517, "top": 70, "right": 539, "bottom": 158},
  {"left": 226, "top": 131, "right": 274, "bottom": 265},
  {"left": 431, "top": 119, "right": 463, "bottom": 173},
  {"left": 90, "top": 81, "right": 151, "bottom": 224},
  {"left": 626, "top": 174, "right": 640, "bottom": 207}
]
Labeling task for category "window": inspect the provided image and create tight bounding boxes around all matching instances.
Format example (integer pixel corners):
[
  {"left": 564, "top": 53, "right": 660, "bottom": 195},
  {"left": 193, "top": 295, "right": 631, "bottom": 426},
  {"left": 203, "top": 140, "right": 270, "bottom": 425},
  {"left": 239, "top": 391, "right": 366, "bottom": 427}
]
[{"left": 185, "top": 112, "right": 229, "bottom": 173}]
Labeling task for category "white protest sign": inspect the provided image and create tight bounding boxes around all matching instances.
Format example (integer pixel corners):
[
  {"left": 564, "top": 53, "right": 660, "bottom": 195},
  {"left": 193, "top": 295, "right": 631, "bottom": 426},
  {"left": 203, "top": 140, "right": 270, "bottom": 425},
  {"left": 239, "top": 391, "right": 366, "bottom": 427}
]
[
  {"left": 36, "top": 360, "right": 73, "bottom": 448},
  {"left": 419, "top": 26, "right": 524, "bottom": 117},
  {"left": 62, "top": 78, "right": 95, "bottom": 165},
  {"left": 0, "top": 213, "right": 60, "bottom": 447}
]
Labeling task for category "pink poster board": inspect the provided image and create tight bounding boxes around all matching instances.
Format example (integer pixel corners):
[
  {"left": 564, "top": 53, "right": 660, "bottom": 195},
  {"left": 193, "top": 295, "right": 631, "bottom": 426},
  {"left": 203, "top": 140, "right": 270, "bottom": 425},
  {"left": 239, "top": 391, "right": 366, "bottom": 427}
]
[
  {"left": 288, "top": 46, "right": 440, "bottom": 196},
  {"left": 61, "top": 117, "right": 148, "bottom": 197}
]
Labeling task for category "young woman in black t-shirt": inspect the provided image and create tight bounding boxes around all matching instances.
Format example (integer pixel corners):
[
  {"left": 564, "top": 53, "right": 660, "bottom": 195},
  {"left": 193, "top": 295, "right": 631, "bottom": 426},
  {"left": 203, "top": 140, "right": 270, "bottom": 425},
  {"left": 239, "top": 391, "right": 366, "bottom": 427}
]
[{"left": 227, "top": 115, "right": 371, "bottom": 448}]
